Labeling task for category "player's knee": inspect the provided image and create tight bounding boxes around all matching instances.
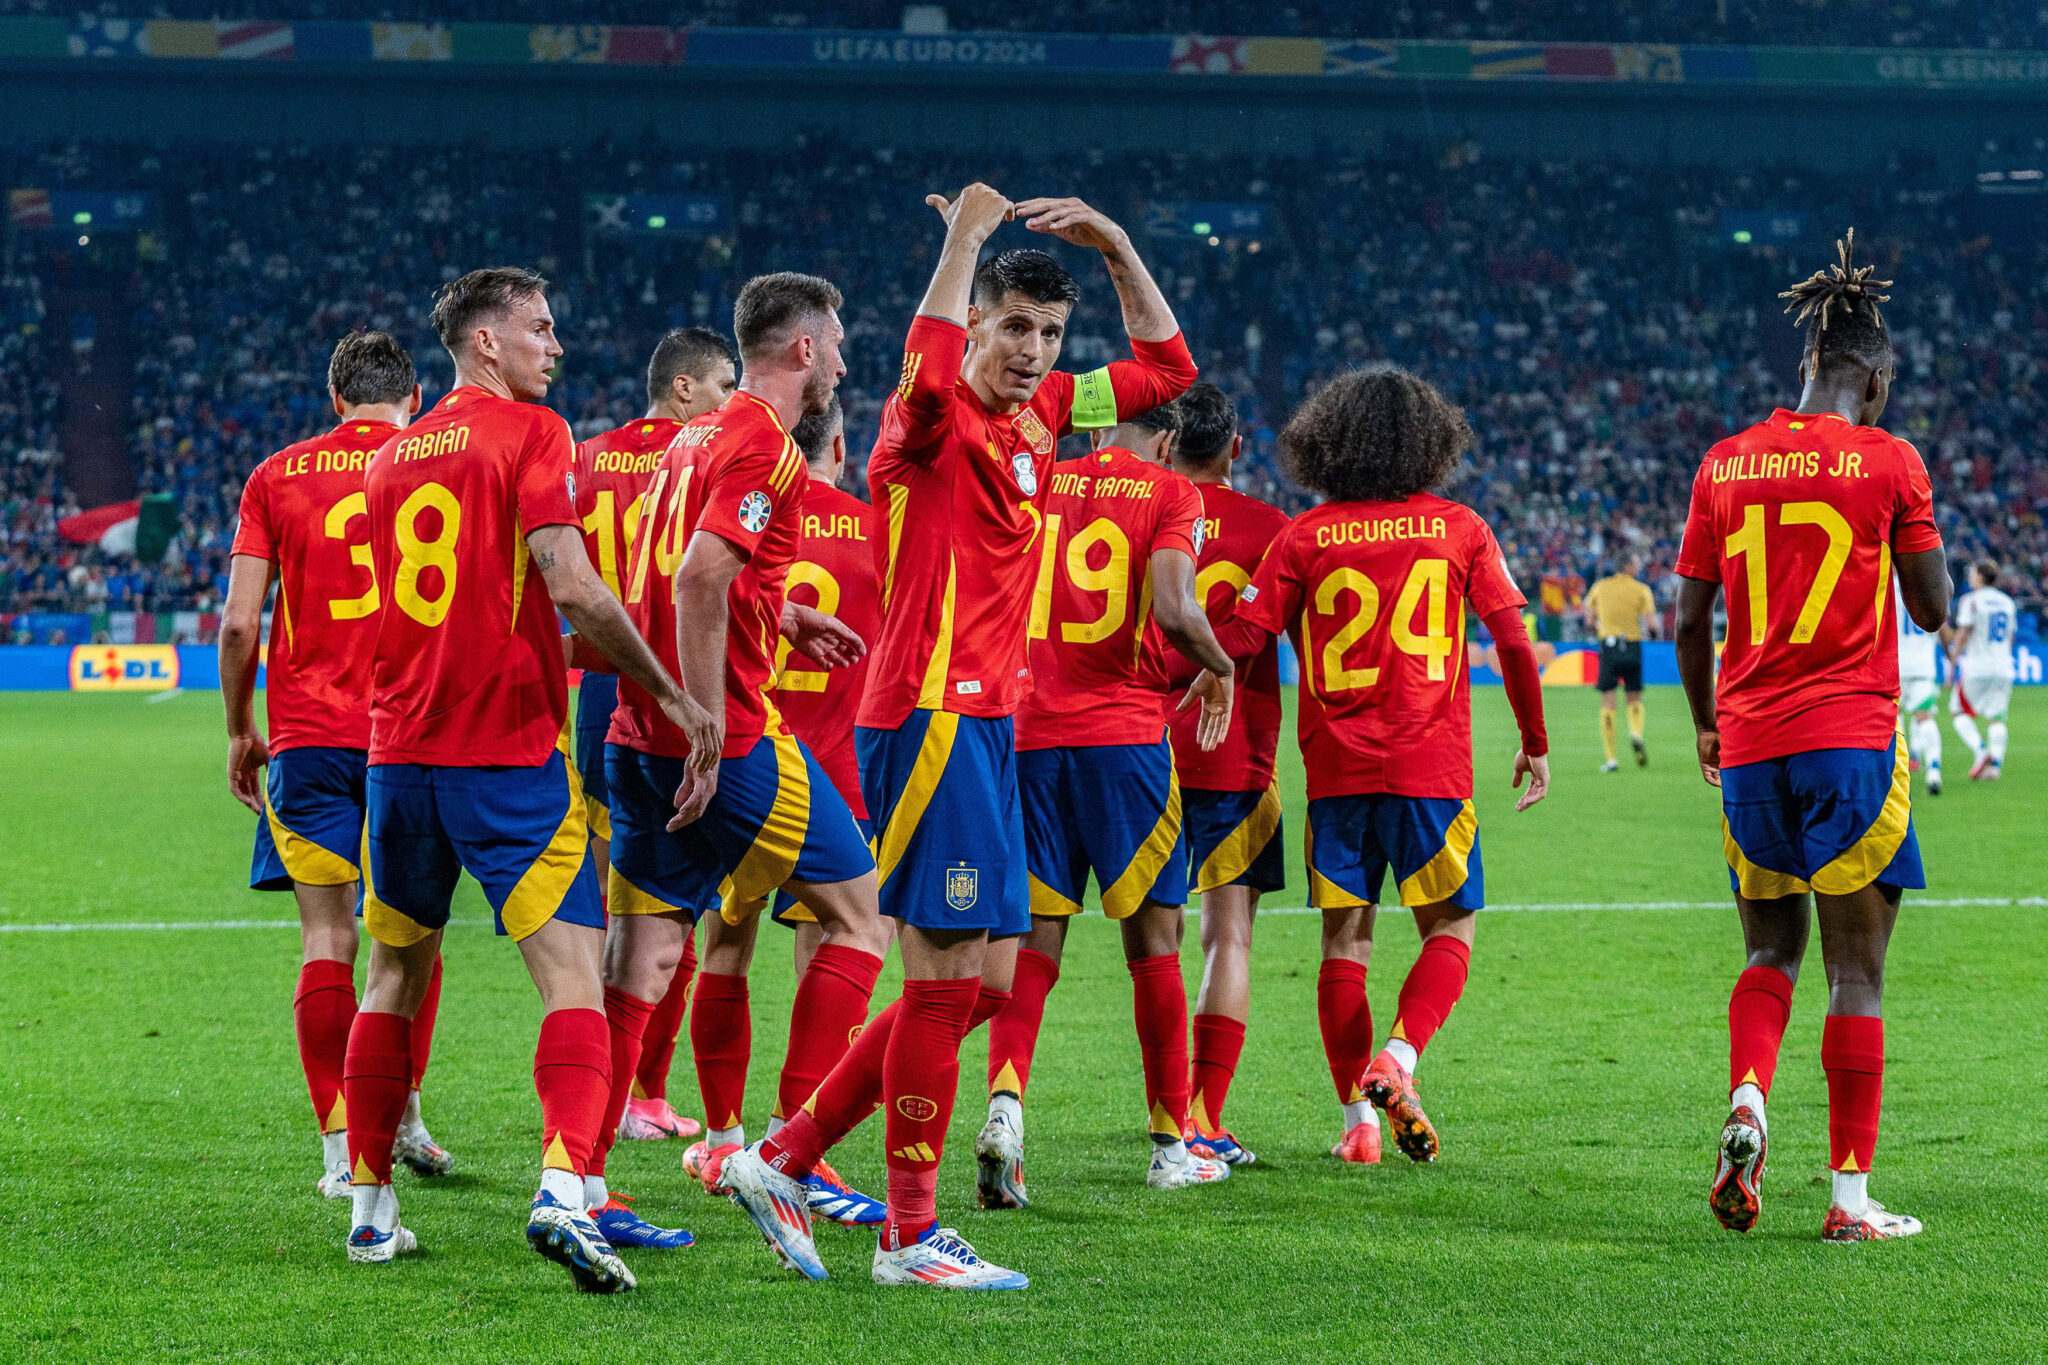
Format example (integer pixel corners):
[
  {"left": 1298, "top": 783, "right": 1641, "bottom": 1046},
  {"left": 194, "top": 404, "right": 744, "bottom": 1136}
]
[
  {"left": 1122, "top": 900, "right": 1185, "bottom": 959},
  {"left": 1319, "top": 906, "right": 1374, "bottom": 961}
]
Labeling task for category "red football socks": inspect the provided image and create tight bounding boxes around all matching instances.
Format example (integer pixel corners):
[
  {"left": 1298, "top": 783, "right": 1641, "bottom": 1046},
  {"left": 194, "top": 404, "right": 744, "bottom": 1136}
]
[
  {"left": 691, "top": 971, "right": 751, "bottom": 1133},
  {"left": 1728, "top": 964, "right": 1795, "bottom": 1097},
  {"left": 987, "top": 946, "right": 1058, "bottom": 1098},
  {"left": 775, "top": 945, "right": 884, "bottom": 1119},
  {"left": 293, "top": 958, "right": 355, "bottom": 1134},
  {"left": 408, "top": 954, "right": 442, "bottom": 1091},
  {"left": 880, "top": 977, "right": 978, "bottom": 1249},
  {"left": 1389, "top": 935, "right": 1471, "bottom": 1057},
  {"left": 534, "top": 1006, "right": 611, "bottom": 1178},
  {"left": 969, "top": 984, "right": 1010, "bottom": 1032},
  {"left": 1822, "top": 1014, "right": 1885, "bottom": 1174},
  {"left": 591, "top": 987, "right": 656, "bottom": 1177},
  {"left": 1189, "top": 1013, "right": 1246, "bottom": 1136},
  {"left": 342, "top": 1011, "right": 412, "bottom": 1185},
  {"left": 1127, "top": 954, "right": 1192, "bottom": 1139},
  {"left": 760, "top": 997, "right": 898, "bottom": 1179},
  {"left": 1316, "top": 958, "right": 1372, "bottom": 1103},
  {"left": 634, "top": 934, "right": 696, "bottom": 1102}
]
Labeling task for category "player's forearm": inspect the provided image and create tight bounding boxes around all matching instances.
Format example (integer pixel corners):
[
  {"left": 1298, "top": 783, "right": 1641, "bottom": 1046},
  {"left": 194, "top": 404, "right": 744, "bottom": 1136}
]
[
  {"left": 1482, "top": 606, "right": 1547, "bottom": 757},
  {"left": 559, "top": 592, "right": 683, "bottom": 707},
  {"left": 916, "top": 228, "right": 988, "bottom": 328},
  {"left": 672, "top": 578, "right": 731, "bottom": 723},
  {"left": 1101, "top": 236, "right": 1177, "bottom": 343},
  {"left": 218, "top": 620, "right": 261, "bottom": 735},
  {"left": 1673, "top": 583, "right": 1719, "bottom": 732}
]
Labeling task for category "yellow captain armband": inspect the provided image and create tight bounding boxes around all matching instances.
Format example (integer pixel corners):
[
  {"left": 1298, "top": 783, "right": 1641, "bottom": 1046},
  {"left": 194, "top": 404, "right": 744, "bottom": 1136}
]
[{"left": 1070, "top": 367, "right": 1118, "bottom": 431}]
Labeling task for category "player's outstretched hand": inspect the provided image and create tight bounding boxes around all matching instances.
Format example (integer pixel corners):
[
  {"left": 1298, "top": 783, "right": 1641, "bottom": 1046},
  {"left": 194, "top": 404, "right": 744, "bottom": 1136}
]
[
  {"left": 1511, "top": 749, "right": 1550, "bottom": 812},
  {"left": 781, "top": 601, "right": 865, "bottom": 670},
  {"left": 926, "top": 183, "right": 1013, "bottom": 242},
  {"left": 228, "top": 730, "right": 270, "bottom": 814},
  {"left": 1695, "top": 729, "right": 1722, "bottom": 788},
  {"left": 663, "top": 693, "right": 724, "bottom": 829},
  {"left": 1178, "top": 668, "right": 1234, "bottom": 752},
  {"left": 1014, "top": 197, "right": 1128, "bottom": 254}
]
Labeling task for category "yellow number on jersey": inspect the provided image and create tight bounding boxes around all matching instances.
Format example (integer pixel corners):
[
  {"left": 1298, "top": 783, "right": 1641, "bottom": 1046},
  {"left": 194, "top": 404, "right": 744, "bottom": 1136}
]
[
  {"left": 772, "top": 561, "right": 840, "bottom": 692},
  {"left": 322, "top": 491, "right": 380, "bottom": 621},
  {"left": 1725, "top": 500, "right": 1853, "bottom": 646},
  {"left": 1060, "top": 519, "right": 1133, "bottom": 644},
  {"left": 1195, "top": 559, "right": 1250, "bottom": 613},
  {"left": 1390, "top": 557, "right": 1455, "bottom": 680},
  {"left": 392, "top": 482, "right": 461, "bottom": 627},
  {"left": 1309, "top": 567, "right": 1380, "bottom": 693},
  {"left": 581, "top": 489, "right": 650, "bottom": 601}
]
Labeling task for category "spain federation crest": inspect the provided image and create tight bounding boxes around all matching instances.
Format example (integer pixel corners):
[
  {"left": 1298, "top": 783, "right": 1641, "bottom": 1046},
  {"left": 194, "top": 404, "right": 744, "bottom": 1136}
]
[
  {"left": 1015, "top": 408, "right": 1054, "bottom": 455},
  {"left": 946, "top": 865, "right": 979, "bottom": 911}
]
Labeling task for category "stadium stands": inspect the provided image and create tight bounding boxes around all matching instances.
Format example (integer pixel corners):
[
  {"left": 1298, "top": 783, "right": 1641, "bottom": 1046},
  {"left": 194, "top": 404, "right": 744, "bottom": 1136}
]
[
  {"left": 2, "top": 138, "right": 2041, "bottom": 635},
  {"left": 0, "top": 2, "right": 2040, "bottom": 50}
]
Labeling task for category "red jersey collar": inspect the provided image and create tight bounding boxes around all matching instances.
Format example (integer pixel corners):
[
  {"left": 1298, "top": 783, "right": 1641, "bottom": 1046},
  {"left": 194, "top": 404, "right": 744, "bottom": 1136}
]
[
  {"left": 330, "top": 417, "right": 400, "bottom": 440},
  {"left": 1770, "top": 408, "right": 1854, "bottom": 431},
  {"left": 730, "top": 388, "right": 790, "bottom": 434}
]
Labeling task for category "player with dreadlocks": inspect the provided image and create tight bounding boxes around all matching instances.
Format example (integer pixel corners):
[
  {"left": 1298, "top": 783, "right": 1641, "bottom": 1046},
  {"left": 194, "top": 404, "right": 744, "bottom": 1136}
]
[{"left": 1676, "top": 230, "right": 1951, "bottom": 1242}]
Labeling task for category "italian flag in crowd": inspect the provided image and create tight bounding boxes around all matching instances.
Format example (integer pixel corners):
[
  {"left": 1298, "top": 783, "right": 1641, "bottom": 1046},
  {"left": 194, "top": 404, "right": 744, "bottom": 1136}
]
[{"left": 56, "top": 494, "right": 178, "bottom": 562}]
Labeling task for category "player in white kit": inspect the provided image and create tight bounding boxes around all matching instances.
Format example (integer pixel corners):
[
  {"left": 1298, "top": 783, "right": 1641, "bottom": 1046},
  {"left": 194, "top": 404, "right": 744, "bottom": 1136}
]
[
  {"left": 1947, "top": 560, "right": 2018, "bottom": 782},
  {"left": 1897, "top": 580, "right": 1944, "bottom": 794}
]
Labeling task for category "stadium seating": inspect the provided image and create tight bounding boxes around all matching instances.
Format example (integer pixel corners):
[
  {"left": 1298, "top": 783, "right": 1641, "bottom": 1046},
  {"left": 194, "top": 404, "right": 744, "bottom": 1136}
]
[
  {"left": 2, "top": 138, "right": 2040, "bottom": 634},
  {"left": 0, "top": 2, "right": 2040, "bottom": 49}
]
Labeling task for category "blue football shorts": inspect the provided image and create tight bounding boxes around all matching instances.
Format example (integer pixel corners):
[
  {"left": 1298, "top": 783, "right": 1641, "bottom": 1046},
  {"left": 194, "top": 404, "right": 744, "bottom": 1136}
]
[
  {"left": 1182, "top": 783, "right": 1286, "bottom": 896},
  {"left": 1306, "top": 794, "right": 1484, "bottom": 911},
  {"left": 574, "top": 670, "right": 621, "bottom": 843},
  {"left": 1017, "top": 738, "right": 1187, "bottom": 918},
  {"left": 252, "top": 745, "right": 367, "bottom": 892},
  {"left": 1720, "top": 730, "right": 1923, "bottom": 899}
]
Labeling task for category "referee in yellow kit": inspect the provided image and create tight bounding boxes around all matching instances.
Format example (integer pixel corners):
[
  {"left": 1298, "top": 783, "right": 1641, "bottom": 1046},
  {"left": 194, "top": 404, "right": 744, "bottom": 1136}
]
[{"left": 1584, "top": 555, "right": 1659, "bottom": 772}]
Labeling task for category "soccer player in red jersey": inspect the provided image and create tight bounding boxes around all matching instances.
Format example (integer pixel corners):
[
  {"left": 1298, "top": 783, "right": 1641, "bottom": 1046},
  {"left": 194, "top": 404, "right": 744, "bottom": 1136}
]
[
  {"left": 220, "top": 331, "right": 454, "bottom": 1199},
  {"left": 572, "top": 327, "right": 735, "bottom": 1148},
  {"left": 597, "top": 273, "right": 887, "bottom": 1282},
  {"left": 1225, "top": 366, "right": 1551, "bottom": 1164},
  {"left": 1154, "top": 381, "right": 1292, "bottom": 1168},
  {"left": 674, "top": 395, "right": 888, "bottom": 1228},
  {"left": 745, "top": 184, "right": 1195, "bottom": 1290},
  {"left": 975, "top": 399, "right": 1236, "bottom": 1202},
  {"left": 346, "top": 268, "right": 715, "bottom": 1293},
  {"left": 1676, "top": 234, "right": 1950, "bottom": 1242}
]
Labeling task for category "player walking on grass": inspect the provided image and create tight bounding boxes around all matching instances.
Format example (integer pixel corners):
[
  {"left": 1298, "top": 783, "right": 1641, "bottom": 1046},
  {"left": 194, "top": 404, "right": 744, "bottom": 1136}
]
[
  {"left": 1218, "top": 366, "right": 1551, "bottom": 1165},
  {"left": 730, "top": 184, "right": 1197, "bottom": 1290},
  {"left": 221, "top": 330, "right": 453, "bottom": 1200},
  {"left": 344, "top": 268, "right": 717, "bottom": 1293},
  {"left": 1947, "top": 560, "right": 2017, "bottom": 782},
  {"left": 1584, "top": 556, "right": 1658, "bottom": 772},
  {"left": 598, "top": 273, "right": 889, "bottom": 1279},
  {"left": 573, "top": 327, "right": 735, "bottom": 1147},
  {"left": 1156, "top": 381, "right": 1292, "bottom": 1170},
  {"left": 676, "top": 396, "right": 888, "bottom": 1229},
  {"left": 1677, "top": 233, "right": 1950, "bottom": 1242},
  {"left": 1896, "top": 579, "right": 1944, "bottom": 794},
  {"left": 977, "top": 399, "right": 1236, "bottom": 1202}
]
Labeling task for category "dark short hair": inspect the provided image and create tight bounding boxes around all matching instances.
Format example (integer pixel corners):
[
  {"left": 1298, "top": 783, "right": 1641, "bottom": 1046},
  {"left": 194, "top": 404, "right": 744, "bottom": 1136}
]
[
  {"left": 430, "top": 266, "right": 549, "bottom": 356},
  {"left": 328, "top": 330, "right": 416, "bottom": 406},
  {"left": 791, "top": 394, "right": 843, "bottom": 464},
  {"left": 1120, "top": 401, "right": 1180, "bottom": 439},
  {"left": 1278, "top": 365, "right": 1474, "bottom": 503},
  {"left": 733, "top": 272, "right": 842, "bottom": 360},
  {"left": 973, "top": 249, "right": 1080, "bottom": 312},
  {"left": 646, "top": 327, "right": 735, "bottom": 407},
  {"left": 1975, "top": 558, "right": 2000, "bottom": 585},
  {"left": 1173, "top": 381, "right": 1237, "bottom": 466}
]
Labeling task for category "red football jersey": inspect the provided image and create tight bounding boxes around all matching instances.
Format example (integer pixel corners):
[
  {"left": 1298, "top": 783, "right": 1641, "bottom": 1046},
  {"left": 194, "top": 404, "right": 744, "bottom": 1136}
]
[
  {"left": 858, "top": 314, "right": 1197, "bottom": 730},
  {"left": 1163, "top": 482, "right": 1291, "bottom": 791},
  {"left": 1237, "top": 494, "right": 1525, "bottom": 801},
  {"left": 575, "top": 417, "right": 681, "bottom": 601},
  {"left": 1675, "top": 408, "right": 1942, "bottom": 765},
  {"left": 231, "top": 419, "right": 397, "bottom": 752},
  {"left": 363, "top": 386, "right": 581, "bottom": 767},
  {"left": 1015, "top": 447, "right": 1203, "bottom": 750},
  {"left": 772, "top": 480, "right": 882, "bottom": 818},
  {"left": 609, "top": 390, "right": 807, "bottom": 761}
]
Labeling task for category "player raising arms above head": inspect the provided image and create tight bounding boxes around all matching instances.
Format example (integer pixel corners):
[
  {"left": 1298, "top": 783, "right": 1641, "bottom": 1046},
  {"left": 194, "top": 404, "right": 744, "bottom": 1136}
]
[
  {"left": 1676, "top": 232, "right": 1950, "bottom": 1243},
  {"left": 345, "top": 268, "right": 716, "bottom": 1293},
  {"left": 737, "top": 184, "right": 1197, "bottom": 1291},
  {"left": 221, "top": 330, "right": 452, "bottom": 1200},
  {"left": 573, "top": 327, "right": 735, "bottom": 1149},
  {"left": 1947, "top": 559, "right": 2017, "bottom": 782},
  {"left": 598, "top": 272, "right": 889, "bottom": 1280},
  {"left": 977, "top": 397, "right": 1236, "bottom": 1202},
  {"left": 1221, "top": 366, "right": 1551, "bottom": 1165},
  {"left": 1155, "top": 381, "right": 1292, "bottom": 1170}
]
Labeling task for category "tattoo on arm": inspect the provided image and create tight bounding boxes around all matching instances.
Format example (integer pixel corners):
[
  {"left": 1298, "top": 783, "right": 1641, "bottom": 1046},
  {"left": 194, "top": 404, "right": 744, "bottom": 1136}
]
[{"left": 535, "top": 547, "right": 557, "bottom": 572}]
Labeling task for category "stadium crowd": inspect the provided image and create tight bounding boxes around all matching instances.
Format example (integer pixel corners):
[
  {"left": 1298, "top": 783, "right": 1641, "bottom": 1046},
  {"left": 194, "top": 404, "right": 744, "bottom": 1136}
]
[
  {"left": 0, "top": 0, "right": 2040, "bottom": 49},
  {"left": 2, "top": 137, "right": 2042, "bottom": 633}
]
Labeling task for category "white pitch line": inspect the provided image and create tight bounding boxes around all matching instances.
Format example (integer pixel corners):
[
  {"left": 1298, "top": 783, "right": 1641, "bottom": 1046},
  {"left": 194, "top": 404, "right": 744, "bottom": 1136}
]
[{"left": 0, "top": 900, "right": 2040, "bottom": 934}]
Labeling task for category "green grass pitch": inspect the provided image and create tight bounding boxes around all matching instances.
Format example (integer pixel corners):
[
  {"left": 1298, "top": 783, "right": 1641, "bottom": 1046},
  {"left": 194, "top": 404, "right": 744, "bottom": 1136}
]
[{"left": 2, "top": 685, "right": 2044, "bottom": 1362}]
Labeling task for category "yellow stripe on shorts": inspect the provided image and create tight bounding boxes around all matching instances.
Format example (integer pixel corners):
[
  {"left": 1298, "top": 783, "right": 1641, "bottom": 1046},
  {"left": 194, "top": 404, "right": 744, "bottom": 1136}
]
[
  {"left": 1810, "top": 730, "right": 1913, "bottom": 897},
  {"left": 718, "top": 733, "right": 810, "bottom": 909},
  {"left": 1101, "top": 773, "right": 1183, "bottom": 920},
  {"left": 1305, "top": 819, "right": 1369, "bottom": 910},
  {"left": 1398, "top": 800, "right": 1478, "bottom": 907},
  {"left": 263, "top": 789, "right": 358, "bottom": 887},
  {"left": 875, "top": 712, "right": 959, "bottom": 888},
  {"left": 1195, "top": 782, "right": 1281, "bottom": 894}
]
